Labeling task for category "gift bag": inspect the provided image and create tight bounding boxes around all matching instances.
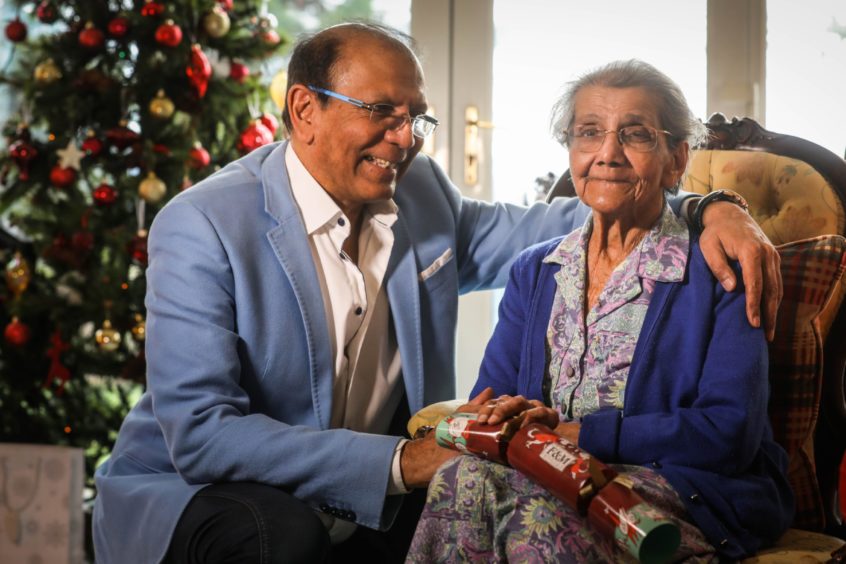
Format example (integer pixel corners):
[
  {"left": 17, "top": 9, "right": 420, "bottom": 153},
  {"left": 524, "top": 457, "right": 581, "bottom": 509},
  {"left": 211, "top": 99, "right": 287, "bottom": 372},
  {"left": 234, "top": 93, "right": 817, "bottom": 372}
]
[{"left": 0, "top": 444, "right": 84, "bottom": 564}]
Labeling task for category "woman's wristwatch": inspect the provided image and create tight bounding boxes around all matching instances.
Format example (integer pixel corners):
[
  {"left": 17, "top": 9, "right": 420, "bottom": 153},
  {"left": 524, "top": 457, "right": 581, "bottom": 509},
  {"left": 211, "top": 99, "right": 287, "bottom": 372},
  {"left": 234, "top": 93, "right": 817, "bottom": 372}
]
[{"left": 691, "top": 189, "right": 749, "bottom": 233}]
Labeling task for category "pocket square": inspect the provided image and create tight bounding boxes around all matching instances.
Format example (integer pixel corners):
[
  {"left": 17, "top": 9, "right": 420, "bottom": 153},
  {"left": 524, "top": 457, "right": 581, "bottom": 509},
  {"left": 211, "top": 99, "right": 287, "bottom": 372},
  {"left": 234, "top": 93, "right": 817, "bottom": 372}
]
[{"left": 419, "top": 248, "right": 454, "bottom": 281}]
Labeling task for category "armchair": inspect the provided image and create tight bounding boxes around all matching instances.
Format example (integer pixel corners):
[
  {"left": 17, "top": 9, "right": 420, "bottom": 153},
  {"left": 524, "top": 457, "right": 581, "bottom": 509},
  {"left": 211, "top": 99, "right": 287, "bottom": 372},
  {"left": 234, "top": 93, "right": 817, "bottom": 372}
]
[{"left": 682, "top": 114, "right": 846, "bottom": 543}]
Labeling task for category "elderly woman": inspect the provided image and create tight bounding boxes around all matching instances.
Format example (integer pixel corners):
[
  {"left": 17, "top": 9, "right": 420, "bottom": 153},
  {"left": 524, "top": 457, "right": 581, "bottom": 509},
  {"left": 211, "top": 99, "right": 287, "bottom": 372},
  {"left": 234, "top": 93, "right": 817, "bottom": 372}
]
[{"left": 406, "top": 60, "right": 794, "bottom": 563}]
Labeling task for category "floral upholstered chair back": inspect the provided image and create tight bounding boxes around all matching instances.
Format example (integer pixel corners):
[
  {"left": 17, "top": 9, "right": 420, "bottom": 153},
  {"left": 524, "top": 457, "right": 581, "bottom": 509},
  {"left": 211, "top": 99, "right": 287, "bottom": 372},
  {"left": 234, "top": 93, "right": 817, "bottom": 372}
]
[{"left": 683, "top": 114, "right": 846, "bottom": 538}]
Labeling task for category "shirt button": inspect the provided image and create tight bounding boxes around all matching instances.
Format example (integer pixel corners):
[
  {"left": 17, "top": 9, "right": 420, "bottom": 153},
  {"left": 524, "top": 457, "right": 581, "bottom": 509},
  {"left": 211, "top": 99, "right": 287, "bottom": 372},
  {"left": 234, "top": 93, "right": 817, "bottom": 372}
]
[
  {"left": 338, "top": 217, "right": 345, "bottom": 226},
  {"left": 355, "top": 306, "right": 363, "bottom": 316},
  {"left": 339, "top": 252, "right": 345, "bottom": 260}
]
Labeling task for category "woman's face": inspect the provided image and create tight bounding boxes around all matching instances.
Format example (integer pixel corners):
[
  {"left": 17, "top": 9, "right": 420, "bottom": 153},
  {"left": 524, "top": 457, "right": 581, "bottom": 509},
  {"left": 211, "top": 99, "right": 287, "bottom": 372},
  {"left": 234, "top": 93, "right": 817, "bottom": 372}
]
[{"left": 567, "top": 85, "right": 688, "bottom": 224}]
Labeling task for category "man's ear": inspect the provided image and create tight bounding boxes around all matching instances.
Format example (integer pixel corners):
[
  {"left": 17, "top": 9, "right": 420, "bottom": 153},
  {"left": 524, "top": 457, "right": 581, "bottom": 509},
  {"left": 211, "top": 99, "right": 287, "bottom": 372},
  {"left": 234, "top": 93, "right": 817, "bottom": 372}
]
[{"left": 287, "top": 84, "right": 317, "bottom": 144}]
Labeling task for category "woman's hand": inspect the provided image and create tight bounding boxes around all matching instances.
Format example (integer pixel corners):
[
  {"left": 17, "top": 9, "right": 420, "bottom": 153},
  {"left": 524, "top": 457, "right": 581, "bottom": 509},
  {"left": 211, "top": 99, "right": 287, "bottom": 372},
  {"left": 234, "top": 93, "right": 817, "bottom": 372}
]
[{"left": 467, "top": 388, "right": 559, "bottom": 430}]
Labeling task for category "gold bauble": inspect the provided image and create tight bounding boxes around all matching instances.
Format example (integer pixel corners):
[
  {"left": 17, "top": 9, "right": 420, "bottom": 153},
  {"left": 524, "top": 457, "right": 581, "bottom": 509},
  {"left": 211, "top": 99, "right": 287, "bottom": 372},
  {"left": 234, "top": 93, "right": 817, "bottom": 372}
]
[
  {"left": 5, "top": 251, "right": 32, "bottom": 297},
  {"left": 95, "top": 319, "right": 122, "bottom": 352},
  {"left": 270, "top": 70, "right": 287, "bottom": 112},
  {"left": 131, "top": 313, "right": 146, "bottom": 341},
  {"left": 149, "top": 89, "right": 175, "bottom": 119},
  {"left": 203, "top": 6, "right": 231, "bottom": 38},
  {"left": 34, "top": 58, "right": 62, "bottom": 85},
  {"left": 139, "top": 171, "right": 167, "bottom": 203}
]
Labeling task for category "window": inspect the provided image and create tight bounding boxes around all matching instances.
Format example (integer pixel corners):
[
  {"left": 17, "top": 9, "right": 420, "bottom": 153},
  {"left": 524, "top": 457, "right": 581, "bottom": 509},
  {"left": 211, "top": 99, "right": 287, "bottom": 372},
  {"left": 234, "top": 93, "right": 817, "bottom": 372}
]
[
  {"left": 492, "top": 0, "right": 707, "bottom": 204},
  {"left": 767, "top": 0, "right": 846, "bottom": 157}
]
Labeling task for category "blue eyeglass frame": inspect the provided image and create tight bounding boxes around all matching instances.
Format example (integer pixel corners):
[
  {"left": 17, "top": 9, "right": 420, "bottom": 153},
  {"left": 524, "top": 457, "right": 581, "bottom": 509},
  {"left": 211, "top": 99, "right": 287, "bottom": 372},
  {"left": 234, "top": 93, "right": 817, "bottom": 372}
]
[{"left": 308, "top": 85, "right": 439, "bottom": 139}]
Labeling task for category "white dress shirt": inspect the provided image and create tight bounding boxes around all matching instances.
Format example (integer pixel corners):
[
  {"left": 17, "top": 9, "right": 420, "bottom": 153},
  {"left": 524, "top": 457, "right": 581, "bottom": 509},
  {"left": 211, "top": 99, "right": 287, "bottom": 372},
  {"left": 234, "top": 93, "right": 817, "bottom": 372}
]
[{"left": 285, "top": 146, "right": 408, "bottom": 541}]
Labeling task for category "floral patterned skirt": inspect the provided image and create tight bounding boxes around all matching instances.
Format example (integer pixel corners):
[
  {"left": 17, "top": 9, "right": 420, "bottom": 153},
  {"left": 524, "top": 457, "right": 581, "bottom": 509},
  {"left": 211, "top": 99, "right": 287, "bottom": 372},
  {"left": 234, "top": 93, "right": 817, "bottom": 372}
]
[{"left": 406, "top": 456, "right": 717, "bottom": 563}]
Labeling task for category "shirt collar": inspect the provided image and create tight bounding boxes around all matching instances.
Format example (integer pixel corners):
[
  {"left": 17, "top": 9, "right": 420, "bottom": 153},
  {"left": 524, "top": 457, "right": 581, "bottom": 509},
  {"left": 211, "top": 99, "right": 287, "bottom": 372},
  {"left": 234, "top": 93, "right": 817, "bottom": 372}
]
[
  {"left": 543, "top": 203, "right": 689, "bottom": 283},
  {"left": 285, "top": 144, "right": 398, "bottom": 234}
]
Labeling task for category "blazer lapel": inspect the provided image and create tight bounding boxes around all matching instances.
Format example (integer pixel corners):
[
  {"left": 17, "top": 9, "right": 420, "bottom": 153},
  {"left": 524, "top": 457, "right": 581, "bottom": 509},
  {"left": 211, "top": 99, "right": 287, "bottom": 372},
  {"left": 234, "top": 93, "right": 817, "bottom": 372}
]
[
  {"left": 261, "top": 143, "right": 335, "bottom": 430},
  {"left": 386, "top": 211, "right": 425, "bottom": 414}
]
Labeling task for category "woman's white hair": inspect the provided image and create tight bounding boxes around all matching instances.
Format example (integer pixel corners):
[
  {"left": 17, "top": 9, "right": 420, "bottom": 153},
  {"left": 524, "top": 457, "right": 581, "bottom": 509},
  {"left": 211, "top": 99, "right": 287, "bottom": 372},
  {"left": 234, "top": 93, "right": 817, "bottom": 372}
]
[{"left": 550, "top": 59, "right": 708, "bottom": 150}]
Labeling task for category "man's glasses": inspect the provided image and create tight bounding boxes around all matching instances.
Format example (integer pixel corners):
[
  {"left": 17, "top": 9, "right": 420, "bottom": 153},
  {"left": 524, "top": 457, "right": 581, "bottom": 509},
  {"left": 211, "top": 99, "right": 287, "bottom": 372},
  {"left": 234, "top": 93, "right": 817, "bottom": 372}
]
[
  {"left": 308, "top": 85, "right": 439, "bottom": 139},
  {"left": 565, "top": 125, "right": 673, "bottom": 153}
]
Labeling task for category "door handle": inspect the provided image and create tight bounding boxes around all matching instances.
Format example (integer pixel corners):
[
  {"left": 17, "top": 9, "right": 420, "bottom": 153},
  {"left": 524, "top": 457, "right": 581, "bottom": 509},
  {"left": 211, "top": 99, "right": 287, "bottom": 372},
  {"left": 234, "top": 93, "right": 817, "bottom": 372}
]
[{"left": 464, "top": 106, "right": 493, "bottom": 186}]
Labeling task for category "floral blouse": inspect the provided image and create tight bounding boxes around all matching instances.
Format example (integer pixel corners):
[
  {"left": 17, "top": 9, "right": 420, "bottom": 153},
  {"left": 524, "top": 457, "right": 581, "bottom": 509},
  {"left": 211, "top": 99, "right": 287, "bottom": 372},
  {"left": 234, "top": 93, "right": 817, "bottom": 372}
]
[{"left": 543, "top": 204, "right": 690, "bottom": 419}]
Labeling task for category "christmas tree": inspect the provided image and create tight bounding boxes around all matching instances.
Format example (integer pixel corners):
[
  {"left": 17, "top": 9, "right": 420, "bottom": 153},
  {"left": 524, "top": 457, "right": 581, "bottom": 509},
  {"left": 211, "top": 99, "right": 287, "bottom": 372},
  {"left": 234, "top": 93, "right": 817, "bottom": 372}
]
[{"left": 0, "top": 0, "right": 286, "bottom": 486}]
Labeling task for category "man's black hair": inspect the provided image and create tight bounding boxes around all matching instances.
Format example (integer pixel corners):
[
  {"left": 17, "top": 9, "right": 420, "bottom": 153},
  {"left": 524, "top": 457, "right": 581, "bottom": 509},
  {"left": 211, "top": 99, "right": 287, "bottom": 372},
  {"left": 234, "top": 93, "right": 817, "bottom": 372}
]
[{"left": 281, "top": 22, "right": 417, "bottom": 132}]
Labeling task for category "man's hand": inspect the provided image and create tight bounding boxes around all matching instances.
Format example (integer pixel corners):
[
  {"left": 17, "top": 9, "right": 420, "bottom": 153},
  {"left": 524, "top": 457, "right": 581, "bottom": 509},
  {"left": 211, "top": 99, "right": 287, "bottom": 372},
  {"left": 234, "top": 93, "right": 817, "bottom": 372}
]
[
  {"left": 699, "top": 201, "right": 782, "bottom": 340},
  {"left": 399, "top": 432, "right": 458, "bottom": 489},
  {"left": 398, "top": 389, "right": 502, "bottom": 488}
]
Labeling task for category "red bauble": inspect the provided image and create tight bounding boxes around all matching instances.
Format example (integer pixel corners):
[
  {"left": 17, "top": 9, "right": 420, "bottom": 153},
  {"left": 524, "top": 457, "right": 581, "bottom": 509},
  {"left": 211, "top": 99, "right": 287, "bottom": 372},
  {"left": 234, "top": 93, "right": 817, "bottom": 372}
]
[
  {"left": 128, "top": 231, "right": 148, "bottom": 265},
  {"left": 261, "top": 29, "right": 281, "bottom": 47},
  {"left": 4, "top": 318, "right": 31, "bottom": 347},
  {"left": 5, "top": 18, "right": 27, "bottom": 42},
  {"left": 189, "top": 143, "right": 211, "bottom": 169},
  {"left": 186, "top": 44, "right": 212, "bottom": 98},
  {"left": 9, "top": 139, "right": 38, "bottom": 181},
  {"left": 50, "top": 165, "right": 76, "bottom": 188},
  {"left": 155, "top": 20, "right": 182, "bottom": 47},
  {"left": 79, "top": 22, "right": 105, "bottom": 50},
  {"left": 105, "top": 124, "right": 141, "bottom": 150},
  {"left": 218, "top": 0, "right": 233, "bottom": 11},
  {"left": 107, "top": 16, "right": 130, "bottom": 37},
  {"left": 92, "top": 183, "right": 117, "bottom": 205},
  {"left": 238, "top": 120, "right": 274, "bottom": 154},
  {"left": 259, "top": 113, "right": 279, "bottom": 136},
  {"left": 36, "top": 1, "right": 59, "bottom": 24},
  {"left": 81, "top": 135, "right": 103, "bottom": 157},
  {"left": 141, "top": 0, "right": 165, "bottom": 17},
  {"left": 229, "top": 61, "right": 249, "bottom": 83}
]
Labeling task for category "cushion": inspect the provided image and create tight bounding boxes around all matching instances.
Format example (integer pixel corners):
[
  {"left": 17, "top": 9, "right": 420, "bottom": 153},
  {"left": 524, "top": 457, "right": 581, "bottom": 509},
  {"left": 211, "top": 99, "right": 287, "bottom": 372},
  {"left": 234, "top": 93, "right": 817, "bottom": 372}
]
[
  {"left": 684, "top": 150, "right": 845, "bottom": 245},
  {"left": 407, "top": 398, "right": 467, "bottom": 437},
  {"left": 769, "top": 235, "right": 846, "bottom": 530}
]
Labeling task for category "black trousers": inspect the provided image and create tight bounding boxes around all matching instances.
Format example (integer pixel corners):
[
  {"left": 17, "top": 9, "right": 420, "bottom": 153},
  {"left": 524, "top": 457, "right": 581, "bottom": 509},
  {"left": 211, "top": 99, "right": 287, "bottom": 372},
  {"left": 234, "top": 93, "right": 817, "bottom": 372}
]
[{"left": 163, "top": 482, "right": 427, "bottom": 564}]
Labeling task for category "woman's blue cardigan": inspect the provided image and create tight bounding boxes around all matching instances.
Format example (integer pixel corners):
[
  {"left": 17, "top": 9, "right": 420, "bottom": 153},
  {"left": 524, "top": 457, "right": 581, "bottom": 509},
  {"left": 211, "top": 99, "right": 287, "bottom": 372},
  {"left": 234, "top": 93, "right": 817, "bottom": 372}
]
[{"left": 471, "top": 235, "right": 794, "bottom": 560}]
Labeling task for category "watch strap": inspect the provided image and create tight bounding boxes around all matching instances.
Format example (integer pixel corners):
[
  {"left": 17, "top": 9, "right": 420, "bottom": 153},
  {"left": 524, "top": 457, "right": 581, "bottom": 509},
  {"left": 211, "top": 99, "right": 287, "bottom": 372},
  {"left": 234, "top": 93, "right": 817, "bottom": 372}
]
[{"left": 692, "top": 189, "right": 749, "bottom": 233}]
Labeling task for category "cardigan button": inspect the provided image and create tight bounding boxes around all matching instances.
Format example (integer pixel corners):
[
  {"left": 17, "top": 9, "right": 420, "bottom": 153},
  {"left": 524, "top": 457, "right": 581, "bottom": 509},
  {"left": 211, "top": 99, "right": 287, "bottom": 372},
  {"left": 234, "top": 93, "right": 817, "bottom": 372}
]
[
  {"left": 689, "top": 493, "right": 701, "bottom": 503},
  {"left": 651, "top": 461, "right": 662, "bottom": 469}
]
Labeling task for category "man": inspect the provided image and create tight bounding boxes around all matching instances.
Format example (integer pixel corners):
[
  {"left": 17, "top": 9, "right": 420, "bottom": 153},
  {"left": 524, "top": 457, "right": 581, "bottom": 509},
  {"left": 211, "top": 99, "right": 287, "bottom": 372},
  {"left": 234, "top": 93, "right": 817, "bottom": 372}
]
[{"left": 93, "top": 22, "right": 781, "bottom": 563}]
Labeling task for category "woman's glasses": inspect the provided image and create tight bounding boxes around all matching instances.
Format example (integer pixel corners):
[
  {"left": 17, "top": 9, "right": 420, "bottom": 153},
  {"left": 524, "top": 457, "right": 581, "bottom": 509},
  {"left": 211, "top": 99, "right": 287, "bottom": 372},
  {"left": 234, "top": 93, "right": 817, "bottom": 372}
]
[{"left": 565, "top": 125, "right": 673, "bottom": 153}]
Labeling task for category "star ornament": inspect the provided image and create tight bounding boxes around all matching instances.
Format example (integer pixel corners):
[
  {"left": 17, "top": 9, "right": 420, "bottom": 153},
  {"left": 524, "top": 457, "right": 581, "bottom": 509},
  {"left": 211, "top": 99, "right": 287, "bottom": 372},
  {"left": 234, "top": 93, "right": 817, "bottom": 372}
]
[{"left": 56, "top": 140, "right": 86, "bottom": 171}]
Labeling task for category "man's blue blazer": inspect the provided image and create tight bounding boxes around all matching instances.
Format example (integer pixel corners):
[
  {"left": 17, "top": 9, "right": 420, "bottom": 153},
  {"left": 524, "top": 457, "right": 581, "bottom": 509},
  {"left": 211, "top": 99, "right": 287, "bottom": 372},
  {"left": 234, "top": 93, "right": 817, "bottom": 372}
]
[{"left": 93, "top": 142, "right": 593, "bottom": 562}]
